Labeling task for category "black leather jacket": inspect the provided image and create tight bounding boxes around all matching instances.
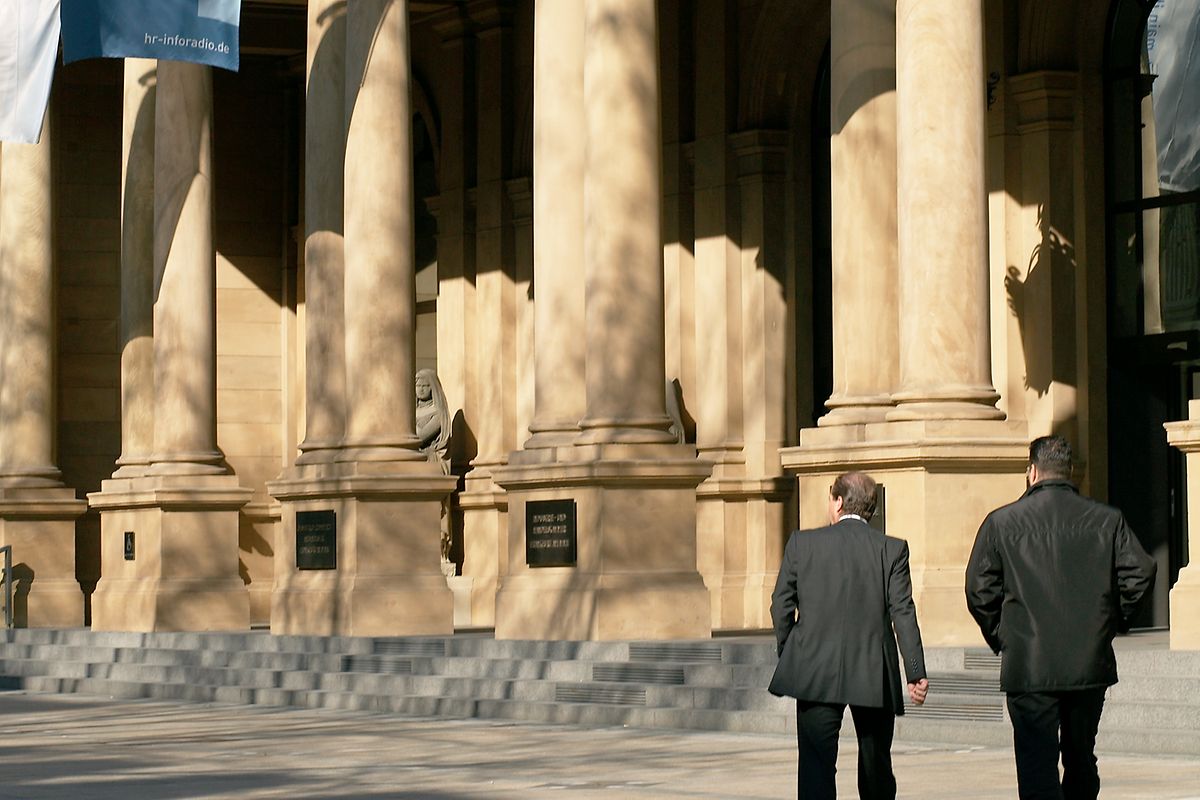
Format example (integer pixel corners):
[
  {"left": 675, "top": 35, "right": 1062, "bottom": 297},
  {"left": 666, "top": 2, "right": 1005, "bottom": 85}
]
[{"left": 966, "top": 479, "right": 1156, "bottom": 692}]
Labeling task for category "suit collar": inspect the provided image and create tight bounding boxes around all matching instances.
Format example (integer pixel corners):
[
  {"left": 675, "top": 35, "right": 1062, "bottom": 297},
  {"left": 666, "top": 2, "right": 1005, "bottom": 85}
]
[{"left": 1022, "top": 478, "right": 1077, "bottom": 500}]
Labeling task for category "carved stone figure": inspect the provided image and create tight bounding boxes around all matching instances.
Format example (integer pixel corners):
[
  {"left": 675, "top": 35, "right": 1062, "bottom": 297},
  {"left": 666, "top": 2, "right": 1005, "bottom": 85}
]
[{"left": 415, "top": 368, "right": 455, "bottom": 577}]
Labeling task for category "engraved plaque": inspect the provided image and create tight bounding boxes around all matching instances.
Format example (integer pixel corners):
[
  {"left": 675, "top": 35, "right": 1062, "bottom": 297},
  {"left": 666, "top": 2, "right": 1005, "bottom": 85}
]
[
  {"left": 526, "top": 499, "right": 577, "bottom": 568},
  {"left": 296, "top": 510, "right": 337, "bottom": 570}
]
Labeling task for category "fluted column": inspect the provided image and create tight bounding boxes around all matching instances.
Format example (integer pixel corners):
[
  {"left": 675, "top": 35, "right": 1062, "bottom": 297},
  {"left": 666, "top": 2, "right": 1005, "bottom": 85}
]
[
  {"left": 113, "top": 59, "right": 157, "bottom": 477},
  {"left": 296, "top": 0, "right": 347, "bottom": 464},
  {"left": 341, "top": 0, "right": 424, "bottom": 461},
  {"left": 0, "top": 124, "right": 59, "bottom": 487},
  {"left": 149, "top": 62, "right": 224, "bottom": 474},
  {"left": 0, "top": 112, "right": 87, "bottom": 628},
  {"left": 821, "top": 0, "right": 900, "bottom": 425},
  {"left": 524, "top": 0, "right": 586, "bottom": 450},
  {"left": 577, "top": 0, "right": 675, "bottom": 445},
  {"left": 890, "top": 0, "right": 1002, "bottom": 421}
]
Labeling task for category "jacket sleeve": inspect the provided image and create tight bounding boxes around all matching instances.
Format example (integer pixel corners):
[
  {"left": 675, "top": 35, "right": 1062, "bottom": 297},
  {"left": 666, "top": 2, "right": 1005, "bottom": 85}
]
[
  {"left": 770, "top": 533, "right": 799, "bottom": 656},
  {"left": 1113, "top": 514, "right": 1156, "bottom": 632},
  {"left": 965, "top": 516, "right": 1004, "bottom": 654},
  {"left": 887, "top": 540, "right": 926, "bottom": 683}
]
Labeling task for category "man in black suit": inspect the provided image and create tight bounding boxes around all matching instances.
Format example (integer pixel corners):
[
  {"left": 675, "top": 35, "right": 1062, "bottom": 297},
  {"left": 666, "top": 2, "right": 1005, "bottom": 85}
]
[
  {"left": 966, "top": 435, "right": 1156, "bottom": 800},
  {"left": 770, "top": 471, "right": 928, "bottom": 799}
]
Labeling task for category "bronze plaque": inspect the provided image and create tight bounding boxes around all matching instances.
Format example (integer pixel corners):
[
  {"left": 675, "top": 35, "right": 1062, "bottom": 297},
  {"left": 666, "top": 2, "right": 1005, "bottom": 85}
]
[
  {"left": 296, "top": 510, "right": 337, "bottom": 570},
  {"left": 526, "top": 499, "right": 576, "bottom": 568}
]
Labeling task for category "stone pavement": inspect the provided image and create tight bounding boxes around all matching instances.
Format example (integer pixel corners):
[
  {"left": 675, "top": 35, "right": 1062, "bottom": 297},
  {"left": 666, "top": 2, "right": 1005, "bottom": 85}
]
[{"left": 1, "top": 692, "right": 1198, "bottom": 799}]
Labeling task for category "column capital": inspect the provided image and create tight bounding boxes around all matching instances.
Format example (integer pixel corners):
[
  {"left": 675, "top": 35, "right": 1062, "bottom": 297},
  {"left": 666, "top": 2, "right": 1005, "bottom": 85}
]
[
  {"left": 1008, "top": 70, "right": 1079, "bottom": 134},
  {"left": 505, "top": 177, "right": 532, "bottom": 224},
  {"left": 426, "top": 7, "right": 474, "bottom": 41},
  {"left": 729, "top": 129, "right": 789, "bottom": 180},
  {"left": 467, "top": 0, "right": 515, "bottom": 31}
]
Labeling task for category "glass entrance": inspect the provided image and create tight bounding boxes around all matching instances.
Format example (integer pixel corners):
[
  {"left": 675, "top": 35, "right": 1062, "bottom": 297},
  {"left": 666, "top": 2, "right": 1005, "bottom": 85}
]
[{"left": 1106, "top": 0, "right": 1200, "bottom": 627}]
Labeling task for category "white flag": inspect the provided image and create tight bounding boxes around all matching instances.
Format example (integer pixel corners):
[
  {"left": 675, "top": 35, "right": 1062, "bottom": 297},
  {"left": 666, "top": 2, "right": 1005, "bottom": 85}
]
[{"left": 0, "top": 0, "right": 62, "bottom": 144}]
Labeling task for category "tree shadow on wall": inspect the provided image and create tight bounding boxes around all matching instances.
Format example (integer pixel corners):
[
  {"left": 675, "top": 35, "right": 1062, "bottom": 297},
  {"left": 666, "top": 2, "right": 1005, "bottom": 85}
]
[{"left": 1004, "top": 204, "right": 1078, "bottom": 397}]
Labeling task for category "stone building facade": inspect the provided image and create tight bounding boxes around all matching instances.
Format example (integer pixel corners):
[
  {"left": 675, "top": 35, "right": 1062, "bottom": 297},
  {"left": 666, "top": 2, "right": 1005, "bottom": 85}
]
[{"left": 1, "top": 0, "right": 1197, "bottom": 647}]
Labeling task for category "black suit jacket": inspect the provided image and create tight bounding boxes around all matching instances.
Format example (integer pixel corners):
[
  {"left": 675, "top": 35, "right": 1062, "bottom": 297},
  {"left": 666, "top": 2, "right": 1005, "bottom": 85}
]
[{"left": 769, "top": 518, "right": 926, "bottom": 714}]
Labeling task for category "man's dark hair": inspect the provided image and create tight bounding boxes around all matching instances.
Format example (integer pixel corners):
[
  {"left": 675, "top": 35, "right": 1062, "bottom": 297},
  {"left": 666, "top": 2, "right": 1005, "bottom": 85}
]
[
  {"left": 1030, "top": 435, "right": 1072, "bottom": 480},
  {"left": 832, "top": 471, "right": 877, "bottom": 520}
]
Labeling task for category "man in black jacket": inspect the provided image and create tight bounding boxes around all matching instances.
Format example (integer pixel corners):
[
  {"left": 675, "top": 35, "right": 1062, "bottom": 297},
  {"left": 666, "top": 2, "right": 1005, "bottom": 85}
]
[
  {"left": 770, "top": 471, "right": 927, "bottom": 799},
  {"left": 966, "top": 436, "right": 1156, "bottom": 800}
]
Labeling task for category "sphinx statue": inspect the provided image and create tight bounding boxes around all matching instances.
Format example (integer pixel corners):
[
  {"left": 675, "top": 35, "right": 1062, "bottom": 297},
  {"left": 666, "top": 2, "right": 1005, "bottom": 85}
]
[{"left": 415, "top": 368, "right": 455, "bottom": 577}]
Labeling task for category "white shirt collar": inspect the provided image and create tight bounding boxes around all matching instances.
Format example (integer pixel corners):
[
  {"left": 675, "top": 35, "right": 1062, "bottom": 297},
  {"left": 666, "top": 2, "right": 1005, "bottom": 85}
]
[{"left": 839, "top": 514, "right": 866, "bottom": 523}]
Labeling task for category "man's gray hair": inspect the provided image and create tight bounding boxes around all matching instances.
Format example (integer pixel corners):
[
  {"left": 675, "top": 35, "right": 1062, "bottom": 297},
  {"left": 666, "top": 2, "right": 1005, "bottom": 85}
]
[{"left": 832, "top": 471, "right": 877, "bottom": 520}]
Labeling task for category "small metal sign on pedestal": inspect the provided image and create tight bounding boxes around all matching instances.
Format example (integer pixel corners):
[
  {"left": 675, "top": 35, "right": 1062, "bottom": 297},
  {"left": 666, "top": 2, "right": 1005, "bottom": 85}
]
[
  {"left": 296, "top": 510, "right": 337, "bottom": 570},
  {"left": 526, "top": 499, "right": 577, "bottom": 568}
]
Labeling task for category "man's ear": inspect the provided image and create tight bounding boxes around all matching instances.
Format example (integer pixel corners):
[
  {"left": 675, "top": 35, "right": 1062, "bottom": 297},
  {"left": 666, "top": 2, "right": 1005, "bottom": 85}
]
[{"left": 830, "top": 494, "right": 845, "bottom": 522}]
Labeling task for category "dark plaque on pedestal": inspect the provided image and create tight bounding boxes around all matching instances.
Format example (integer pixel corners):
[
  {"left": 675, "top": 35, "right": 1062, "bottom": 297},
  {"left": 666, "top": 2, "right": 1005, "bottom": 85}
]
[
  {"left": 526, "top": 499, "right": 576, "bottom": 567},
  {"left": 296, "top": 510, "right": 337, "bottom": 570}
]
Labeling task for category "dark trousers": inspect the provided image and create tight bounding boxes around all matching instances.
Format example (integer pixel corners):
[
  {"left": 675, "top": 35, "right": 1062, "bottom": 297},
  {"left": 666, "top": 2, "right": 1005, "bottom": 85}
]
[
  {"left": 1006, "top": 688, "right": 1106, "bottom": 800},
  {"left": 795, "top": 700, "right": 896, "bottom": 799}
]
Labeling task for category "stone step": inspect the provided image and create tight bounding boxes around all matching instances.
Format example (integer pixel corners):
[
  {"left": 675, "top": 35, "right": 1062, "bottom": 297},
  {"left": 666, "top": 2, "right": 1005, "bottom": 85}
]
[{"left": 3, "top": 632, "right": 1197, "bottom": 757}]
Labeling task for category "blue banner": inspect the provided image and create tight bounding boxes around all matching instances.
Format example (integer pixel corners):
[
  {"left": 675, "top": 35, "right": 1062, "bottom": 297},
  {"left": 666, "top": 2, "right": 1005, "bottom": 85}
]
[{"left": 61, "top": 0, "right": 241, "bottom": 72}]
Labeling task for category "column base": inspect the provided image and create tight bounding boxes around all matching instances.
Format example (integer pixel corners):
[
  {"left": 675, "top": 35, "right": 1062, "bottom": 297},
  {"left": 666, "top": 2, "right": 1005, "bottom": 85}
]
[
  {"left": 267, "top": 460, "right": 457, "bottom": 636},
  {"left": 88, "top": 474, "right": 252, "bottom": 632},
  {"left": 781, "top": 418, "right": 1029, "bottom": 645},
  {"left": 1170, "top": 567, "right": 1200, "bottom": 650},
  {"left": 0, "top": 486, "right": 87, "bottom": 627},
  {"left": 493, "top": 444, "right": 713, "bottom": 640},
  {"left": 818, "top": 394, "right": 894, "bottom": 426}
]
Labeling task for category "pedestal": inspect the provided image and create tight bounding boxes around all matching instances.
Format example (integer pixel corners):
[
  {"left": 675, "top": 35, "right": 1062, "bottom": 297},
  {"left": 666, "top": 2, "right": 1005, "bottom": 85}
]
[
  {"left": 493, "top": 444, "right": 712, "bottom": 641},
  {"left": 0, "top": 488, "right": 87, "bottom": 627},
  {"left": 456, "top": 466, "right": 504, "bottom": 628},
  {"left": 1164, "top": 402, "right": 1200, "bottom": 650},
  {"left": 89, "top": 474, "right": 252, "bottom": 632},
  {"left": 696, "top": 477, "right": 794, "bottom": 631},
  {"left": 267, "top": 461, "right": 456, "bottom": 636},
  {"left": 781, "top": 420, "right": 1028, "bottom": 645}
]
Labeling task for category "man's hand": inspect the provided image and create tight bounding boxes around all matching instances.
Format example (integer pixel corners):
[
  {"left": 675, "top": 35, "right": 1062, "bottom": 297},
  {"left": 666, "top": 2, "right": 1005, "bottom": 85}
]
[{"left": 907, "top": 678, "right": 928, "bottom": 705}]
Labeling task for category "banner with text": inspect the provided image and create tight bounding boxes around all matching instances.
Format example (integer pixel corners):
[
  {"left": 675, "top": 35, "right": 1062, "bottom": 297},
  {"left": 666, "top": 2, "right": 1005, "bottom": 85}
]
[
  {"left": 0, "top": 0, "right": 61, "bottom": 144},
  {"left": 61, "top": 0, "right": 241, "bottom": 72}
]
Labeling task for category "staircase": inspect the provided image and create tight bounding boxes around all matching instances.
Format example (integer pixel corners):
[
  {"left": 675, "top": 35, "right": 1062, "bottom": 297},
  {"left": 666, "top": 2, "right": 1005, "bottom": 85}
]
[{"left": 1, "top": 629, "right": 1197, "bottom": 756}]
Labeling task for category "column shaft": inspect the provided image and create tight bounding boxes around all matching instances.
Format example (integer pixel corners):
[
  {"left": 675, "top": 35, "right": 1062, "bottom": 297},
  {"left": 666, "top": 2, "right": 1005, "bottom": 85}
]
[
  {"left": 297, "top": 0, "right": 347, "bottom": 463},
  {"left": 525, "top": 0, "right": 586, "bottom": 450},
  {"left": 821, "top": 0, "right": 900, "bottom": 425},
  {"left": 151, "top": 62, "right": 223, "bottom": 473},
  {"left": 0, "top": 115, "right": 59, "bottom": 485},
  {"left": 578, "top": 0, "right": 674, "bottom": 444},
  {"left": 342, "top": 0, "right": 423, "bottom": 460},
  {"left": 115, "top": 59, "right": 157, "bottom": 476},
  {"left": 472, "top": 9, "right": 517, "bottom": 466},
  {"left": 891, "top": 0, "right": 1002, "bottom": 420}
]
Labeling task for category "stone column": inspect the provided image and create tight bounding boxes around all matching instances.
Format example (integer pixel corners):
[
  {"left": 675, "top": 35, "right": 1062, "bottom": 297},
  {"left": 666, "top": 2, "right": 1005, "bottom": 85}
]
[
  {"left": 296, "top": 0, "right": 347, "bottom": 464},
  {"left": 113, "top": 59, "right": 157, "bottom": 477},
  {"left": 692, "top": 0, "right": 743, "bottom": 474},
  {"left": 576, "top": 0, "right": 675, "bottom": 445},
  {"left": 522, "top": 0, "right": 586, "bottom": 451},
  {"left": 456, "top": 0, "right": 518, "bottom": 629},
  {"left": 890, "top": 0, "right": 1002, "bottom": 421},
  {"left": 91, "top": 62, "right": 250, "bottom": 632},
  {"left": 493, "top": 0, "right": 711, "bottom": 641},
  {"left": 150, "top": 62, "right": 224, "bottom": 474},
  {"left": 821, "top": 0, "right": 900, "bottom": 425},
  {"left": 0, "top": 113, "right": 87, "bottom": 627},
  {"left": 268, "top": 0, "right": 454, "bottom": 636},
  {"left": 1165, "top": 401, "right": 1200, "bottom": 650},
  {"left": 341, "top": 0, "right": 423, "bottom": 463}
]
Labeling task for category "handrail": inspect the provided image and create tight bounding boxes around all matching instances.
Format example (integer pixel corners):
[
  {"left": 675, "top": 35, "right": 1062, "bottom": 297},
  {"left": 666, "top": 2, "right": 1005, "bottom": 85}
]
[{"left": 1, "top": 544, "right": 11, "bottom": 628}]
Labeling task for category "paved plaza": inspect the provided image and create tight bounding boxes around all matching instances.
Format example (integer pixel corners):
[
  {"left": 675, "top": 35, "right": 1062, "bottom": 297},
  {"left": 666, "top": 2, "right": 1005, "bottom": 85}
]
[{"left": 1, "top": 692, "right": 1199, "bottom": 798}]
